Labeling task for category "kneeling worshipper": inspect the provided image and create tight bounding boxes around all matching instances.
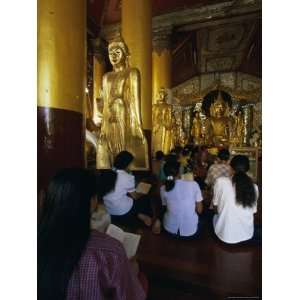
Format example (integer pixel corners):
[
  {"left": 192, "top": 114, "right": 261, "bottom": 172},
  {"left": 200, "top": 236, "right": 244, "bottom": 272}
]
[
  {"left": 103, "top": 151, "right": 154, "bottom": 228},
  {"left": 212, "top": 155, "right": 260, "bottom": 244},
  {"left": 205, "top": 148, "right": 231, "bottom": 188},
  {"left": 159, "top": 159, "right": 204, "bottom": 240},
  {"left": 38, "top": 168, "right": 146, "bottom": 300}
]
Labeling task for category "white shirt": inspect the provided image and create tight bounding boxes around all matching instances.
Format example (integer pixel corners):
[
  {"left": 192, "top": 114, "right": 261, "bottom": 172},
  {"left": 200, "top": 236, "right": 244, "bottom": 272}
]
[
  {"left": 160, "top": 179, "right": 203, "bottom": 236},
  {"left": 213, "top": 177, "right": 259, "bottom": 244},
  {"left": 103, "top": 170, "right": 135, "bottom": 216}
]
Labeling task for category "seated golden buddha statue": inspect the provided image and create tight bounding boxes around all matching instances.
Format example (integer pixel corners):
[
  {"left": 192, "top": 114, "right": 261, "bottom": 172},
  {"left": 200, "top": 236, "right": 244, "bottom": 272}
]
[
  {"left": 96, "top": 37, "right": 148, "bottom": 169},
  {"left": 209, "top": 91, "right": 232, "bottom": 146},
  {"left": 152, "top": 87, "right": 173, "bottom": 154},
  {"left": 191, "top": 111, "right": 203, "bottom": 145}
]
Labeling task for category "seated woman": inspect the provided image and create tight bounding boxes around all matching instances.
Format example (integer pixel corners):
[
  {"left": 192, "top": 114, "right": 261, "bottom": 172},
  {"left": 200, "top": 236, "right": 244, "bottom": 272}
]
[
  {"left": 159, "top": 159, "right": 204, "bottom": 239},
  {"left": 103, "top": 151, "right": 153, "bottom": 228},
  {"left": 212, "top": 155, "right": 259, "bottom": 244},
  {"left": 38, "top": 168, "right": 146, "bottom": 300}
]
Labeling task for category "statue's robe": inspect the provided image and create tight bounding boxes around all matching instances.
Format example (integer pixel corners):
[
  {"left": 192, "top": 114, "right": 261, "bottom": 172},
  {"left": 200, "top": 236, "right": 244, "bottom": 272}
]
[{"left": 97, "top": 68, "right": 149, "bottom": 169}]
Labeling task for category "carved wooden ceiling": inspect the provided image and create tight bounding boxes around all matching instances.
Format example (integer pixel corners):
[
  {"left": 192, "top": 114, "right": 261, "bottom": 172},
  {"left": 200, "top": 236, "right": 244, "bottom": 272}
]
[
  {"left": 88, "top": 0, "right": 229, "bottom": 26},
  {"left": 171, "top": 14, "right": 261, "bottom": 84},
  {"left": 88, "top": 0, "right": 261, "bottom": 85}
]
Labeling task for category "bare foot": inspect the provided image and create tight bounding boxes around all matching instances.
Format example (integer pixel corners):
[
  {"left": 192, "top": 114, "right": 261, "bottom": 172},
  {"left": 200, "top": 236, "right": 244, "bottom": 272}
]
[
  {"left": 137, "top": 214, "right": 152, "bottom": 227},
  {"left": 152, "top": 219, "right": 161, "bottom": 235}
]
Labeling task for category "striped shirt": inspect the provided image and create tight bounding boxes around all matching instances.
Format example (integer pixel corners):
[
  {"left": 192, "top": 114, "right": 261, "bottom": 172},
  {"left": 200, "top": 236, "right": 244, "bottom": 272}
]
[{"left": 205, "top": 163, "right": 231, "bottom": 187}]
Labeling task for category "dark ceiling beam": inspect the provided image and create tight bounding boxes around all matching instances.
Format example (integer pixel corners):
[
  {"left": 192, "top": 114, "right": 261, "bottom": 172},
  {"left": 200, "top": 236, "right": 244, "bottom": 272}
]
[{"left": 176, "top": 11, "right": 261, "bottom": 32}]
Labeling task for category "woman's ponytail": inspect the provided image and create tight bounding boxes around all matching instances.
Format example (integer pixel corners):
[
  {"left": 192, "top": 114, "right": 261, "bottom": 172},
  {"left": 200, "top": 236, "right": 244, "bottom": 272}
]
[
  {"left": 230, "top": 155, "right": 256, "bottom": 208},
  {"left": 165, "top": 175, "right": 176, "bottom": 192},
  {"left": 163, "top": 160, "right": 180, "bottom": 192}
]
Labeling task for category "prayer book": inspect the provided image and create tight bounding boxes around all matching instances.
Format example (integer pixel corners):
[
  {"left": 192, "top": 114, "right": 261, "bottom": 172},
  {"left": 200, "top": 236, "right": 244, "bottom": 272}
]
[
  {"left": 135, "top": 182, "right": 152, "bottom": 194},
  {"left": 106, "top": 224, "right": 141, "bottom": 259}
]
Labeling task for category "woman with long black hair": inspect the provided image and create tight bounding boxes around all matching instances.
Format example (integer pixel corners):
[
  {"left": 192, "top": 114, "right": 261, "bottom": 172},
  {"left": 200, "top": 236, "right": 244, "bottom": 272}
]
[
  {"left": 212, "top": 155, "right": 259, "bottom": 244},
  {"left": 38, "top": 168, "right": 145, "bottom": 300}
]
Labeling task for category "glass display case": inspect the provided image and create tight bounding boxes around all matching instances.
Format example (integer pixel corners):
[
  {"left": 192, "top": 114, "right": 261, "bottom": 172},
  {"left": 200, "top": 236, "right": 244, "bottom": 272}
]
[{"left": 230, "top": 147, "right": 261, "bottom": 183}]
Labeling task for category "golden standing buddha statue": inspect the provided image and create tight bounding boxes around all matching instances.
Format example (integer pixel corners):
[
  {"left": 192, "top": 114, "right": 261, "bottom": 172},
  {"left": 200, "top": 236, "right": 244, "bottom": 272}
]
[
  {"left": 96, "top": 38, "right": 149, "bottom": 169},
  {"left": 209, "top": 91, "right": 232, "bottom": 146},
  {"left": 152, "top": 88, "right": 173, "bottom": 154},
  {"left": 191, "top": 112, "right": 203, "bottom": 145}
]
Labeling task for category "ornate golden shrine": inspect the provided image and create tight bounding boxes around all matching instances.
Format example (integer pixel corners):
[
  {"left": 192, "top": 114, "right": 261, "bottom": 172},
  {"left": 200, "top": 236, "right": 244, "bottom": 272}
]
[
  {"left": 171, "top": 74, "right": 261, "bottom": 149},
  {"left": 150, "top": 85, "right": 261, "bottom": 154},
  {"left": 192, "top": 89, "right": 249, "bottom": 148}
]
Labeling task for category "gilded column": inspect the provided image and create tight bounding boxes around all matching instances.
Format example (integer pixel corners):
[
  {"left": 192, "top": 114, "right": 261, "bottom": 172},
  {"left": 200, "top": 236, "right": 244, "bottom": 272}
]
[
  {"left": 152, "top": 27, "right": 172, "bottom": 104},
  {"left": 38, "top": 0, "right": 86, "bottom": 202},
  {"left": 121, "top": 0, "right": 152, "bottom": 130}
]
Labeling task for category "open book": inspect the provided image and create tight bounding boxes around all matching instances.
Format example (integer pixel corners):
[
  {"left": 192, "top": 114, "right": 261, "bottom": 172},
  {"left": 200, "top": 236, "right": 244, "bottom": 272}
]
[
  {"left": 135, "top": 182, "right": 152, "bottom": 194},
  {"left": 106, "top": 224, "right": 141, "bottom": 259}
]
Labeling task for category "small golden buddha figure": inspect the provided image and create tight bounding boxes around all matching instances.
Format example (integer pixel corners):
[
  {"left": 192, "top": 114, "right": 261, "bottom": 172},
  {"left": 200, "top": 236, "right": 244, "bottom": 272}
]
[
  {"left": 200, "top": 115, "right": 212, "bottom": 145},
  {"left": 96, "top": 38, "right": 148, "bottom": 169},
  {"left": 229, "top": 109, "right": 245, "bottom": 146},
  {"left": 191, "top": 112, "right": 203, "bottom": 145},
  {"left": 236, "top": 110, "right": 245, "bottom": 146},
  {"left": 172, "top": 111, "right": 184, "bottom": 147},
  {"left": 209, "top": 91, "right": 232, "bottom": 146},
  {"left": 180, "top": 131, "right": 188, "bottom": 147},
  {"left": 152, "top": 87, "right": 173, "bottom": 154}
]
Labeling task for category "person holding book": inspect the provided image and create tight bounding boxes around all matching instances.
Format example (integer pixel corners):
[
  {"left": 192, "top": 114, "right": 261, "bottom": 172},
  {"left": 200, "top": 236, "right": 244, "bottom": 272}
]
[
  {"left": 103, "top": 151, "right": 154, "bottom": 228},
  {"left": 38, "top": 168, "right": 146, "bottom": 300},
  {"left": 159, "top": 159, "right": 204, "bottom": 239},
  {"left": 212, "top": 155, "right": 259, "bottom": 244}
]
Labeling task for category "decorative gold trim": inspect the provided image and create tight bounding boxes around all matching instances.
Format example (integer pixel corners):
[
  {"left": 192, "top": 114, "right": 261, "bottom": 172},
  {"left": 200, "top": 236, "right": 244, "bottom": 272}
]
[{"left": 173, "top": 75, "right": 261, "bottom": 106}]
